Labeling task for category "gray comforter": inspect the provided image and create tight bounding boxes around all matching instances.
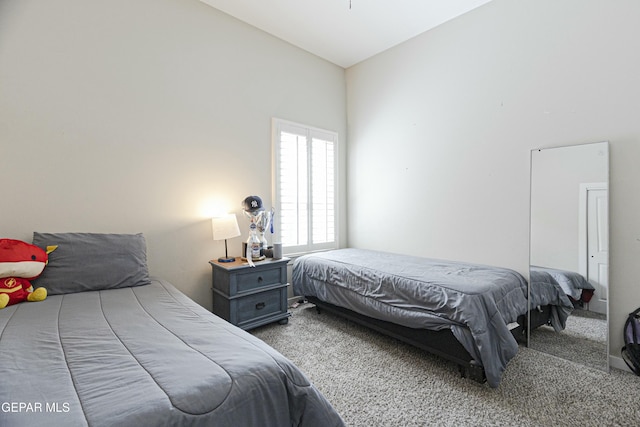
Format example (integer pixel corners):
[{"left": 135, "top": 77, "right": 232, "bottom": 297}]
[
  {"left": 530, "top": 265, "right": 594, "bottom": 300},
  {"left": 528, "top": 267, "right": 575, "bottom": 331},
  {"left": 0, "top": 278, "right": 344, "bottom": 427},
  {"left": 292, "top": 249, "right": 529, "bottom": 388}
]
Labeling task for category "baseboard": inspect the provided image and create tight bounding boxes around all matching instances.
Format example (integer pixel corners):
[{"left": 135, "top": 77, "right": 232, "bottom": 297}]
[
  {"left": 609, "top": 355, "right": 632, "bottom": 373},
  {"left": 288, "top": 295, "right": 305, "bottom": 306}
]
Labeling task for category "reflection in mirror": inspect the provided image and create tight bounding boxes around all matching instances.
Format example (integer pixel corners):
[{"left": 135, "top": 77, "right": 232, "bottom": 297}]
[{"left": 529, "top": 141, "right": 609, "bottom": 372}]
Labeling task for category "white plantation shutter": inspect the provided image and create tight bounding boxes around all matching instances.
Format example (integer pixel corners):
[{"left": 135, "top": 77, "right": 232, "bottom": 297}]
[
  {"left": 273, "top": 119, "right": 337, "bottom": 255},
  {"left": 311, "top": 136, "right": 335, "bottom": 244}
]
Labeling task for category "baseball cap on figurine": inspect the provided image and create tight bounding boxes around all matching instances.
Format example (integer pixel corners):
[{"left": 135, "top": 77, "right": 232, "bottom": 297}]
[{"left": 242, "top": 195, "right": 263, "bottom": 212}]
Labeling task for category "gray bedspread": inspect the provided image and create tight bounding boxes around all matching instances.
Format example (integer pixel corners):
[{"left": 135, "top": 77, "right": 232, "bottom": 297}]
[
  {"left": 528, "top": 267, "right": 575, "bottom": 331},
  {"left": 292, "top": 249, "right": 530, "bottom": 388},
  {"left": 0, "top": 278, "right": 344, "bottom": 427},
  {"left": 530, "top": 266, "right": 594, "bottom": 300}
]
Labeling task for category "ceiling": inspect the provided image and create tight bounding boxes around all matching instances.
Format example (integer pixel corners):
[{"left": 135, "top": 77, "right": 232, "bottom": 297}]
[{"left": 199, "top": 0, "right": 493, "bottom": 68}]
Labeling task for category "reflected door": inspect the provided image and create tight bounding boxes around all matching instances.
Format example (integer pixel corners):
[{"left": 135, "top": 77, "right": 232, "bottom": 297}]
[{"left": 585, "top": 186, "right": 608, "bottom": 314}]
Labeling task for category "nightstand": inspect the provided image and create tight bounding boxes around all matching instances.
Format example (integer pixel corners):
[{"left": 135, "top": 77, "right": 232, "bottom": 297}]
[{"left": 209, "top": 257, "right": 291, "bottom": 330}]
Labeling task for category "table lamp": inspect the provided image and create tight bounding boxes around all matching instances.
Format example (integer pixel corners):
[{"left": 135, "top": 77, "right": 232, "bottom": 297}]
[{"left": 212, "top": 214, "right": 241, "bottom": 263}]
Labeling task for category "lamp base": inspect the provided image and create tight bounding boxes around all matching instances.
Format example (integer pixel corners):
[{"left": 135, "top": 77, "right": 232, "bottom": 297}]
[{"left": 218, "top": 256, "right": 236, "bottom": 263}]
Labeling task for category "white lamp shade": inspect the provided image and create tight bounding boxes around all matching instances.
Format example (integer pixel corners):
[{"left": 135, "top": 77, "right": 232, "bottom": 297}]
[{"left": 212, "top": 214, "right": 241, "bottom": 241}]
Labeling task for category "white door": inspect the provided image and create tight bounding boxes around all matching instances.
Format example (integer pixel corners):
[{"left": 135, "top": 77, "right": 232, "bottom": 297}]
[{"left": 581, "top": 185, "right": 608, "bottom": 315}]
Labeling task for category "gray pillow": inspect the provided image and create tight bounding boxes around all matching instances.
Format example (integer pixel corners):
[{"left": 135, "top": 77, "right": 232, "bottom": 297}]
[{"left": 32, "top": 232, "right": 151, "bottom": 295}]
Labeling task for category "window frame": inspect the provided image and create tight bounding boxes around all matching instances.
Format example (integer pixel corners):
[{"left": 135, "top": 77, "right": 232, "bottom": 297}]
[{"left": 272, "top": 118, "right": 339, "bottom": 257}]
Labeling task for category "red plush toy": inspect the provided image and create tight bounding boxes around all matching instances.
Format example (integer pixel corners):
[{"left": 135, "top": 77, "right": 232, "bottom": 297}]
[{"left": 0, "top": 239, "right": 56, "bottom": 309}]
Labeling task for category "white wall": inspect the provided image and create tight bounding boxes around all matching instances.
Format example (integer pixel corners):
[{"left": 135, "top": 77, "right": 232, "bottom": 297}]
[
  {"left": 0, "top": 0, "right": 347, "bottom": 309},
  {"left": 346, "top": 0, "right": 640, "bottom": 358}
]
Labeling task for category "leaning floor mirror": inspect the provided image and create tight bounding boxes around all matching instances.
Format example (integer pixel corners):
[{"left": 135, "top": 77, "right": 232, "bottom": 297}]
[{"left": 529, "top": 141, "right": 609, "bottom": 372}]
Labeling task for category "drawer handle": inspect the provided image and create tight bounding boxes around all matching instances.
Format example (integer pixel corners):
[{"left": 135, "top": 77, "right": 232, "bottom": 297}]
[
  {"left": 255, "top": 302, "right": 266, "bottom": 310},
  {"left": 257, "top": 276, "right": 263, "bottom": 283}
]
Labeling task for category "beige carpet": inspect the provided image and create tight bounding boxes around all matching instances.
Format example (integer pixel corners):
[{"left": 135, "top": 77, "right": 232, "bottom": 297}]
[
  {"left": 252, "top": 303, "right": 640, "bottom": 427},
  {"left": 529, "top": 308, "right": 608, "bottom": 372}
]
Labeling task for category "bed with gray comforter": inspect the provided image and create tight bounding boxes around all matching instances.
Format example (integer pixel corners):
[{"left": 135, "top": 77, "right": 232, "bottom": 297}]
[
  {"left": 293, "top": 248, "right": 568, "bottom": 388},
  {"left": 0, "top": 233, "right": 343, "bottom": 427},
  {"left": 528, "top": 267, "right": 578, "bottom": 329},
  {"left": 530, "top": 265, "right": 594, "bottom": 302}
]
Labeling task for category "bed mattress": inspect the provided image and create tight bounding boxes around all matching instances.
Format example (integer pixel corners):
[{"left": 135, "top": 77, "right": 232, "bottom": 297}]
[
  {"left": 292, "top": 248, "right": 530, "bottom": 388},
  {"left": 0, "top": 278, "right": 343, "bottom": 427}
]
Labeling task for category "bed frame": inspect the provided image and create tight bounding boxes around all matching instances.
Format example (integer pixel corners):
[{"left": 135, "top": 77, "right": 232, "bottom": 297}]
[
  {"left": 528, "top": 304, "right": 554, "bottom": 330},
  {"left": 307, "top": 296, "right": 534, "bottom": 384}
]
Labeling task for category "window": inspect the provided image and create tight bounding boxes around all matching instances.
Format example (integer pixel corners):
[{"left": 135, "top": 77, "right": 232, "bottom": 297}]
[{"left": 272, "top": 118, "right": 337, "bottom": 255}]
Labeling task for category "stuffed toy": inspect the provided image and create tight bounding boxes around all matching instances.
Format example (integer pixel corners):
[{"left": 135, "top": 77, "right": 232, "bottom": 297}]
[{"left": 0, "top": 239, "right": 57, "bottom": 309}]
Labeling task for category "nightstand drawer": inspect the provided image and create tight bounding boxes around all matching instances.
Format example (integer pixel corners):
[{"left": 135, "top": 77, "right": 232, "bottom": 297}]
[
  {"left": 210, "top": 257, "right": 291, "bottom": 330},
  {"left": 236, "top": 268, "right": 282, "bottom": 293},
  {"left": 236, "top": 288, "right": 284, "bottom": 324}
]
